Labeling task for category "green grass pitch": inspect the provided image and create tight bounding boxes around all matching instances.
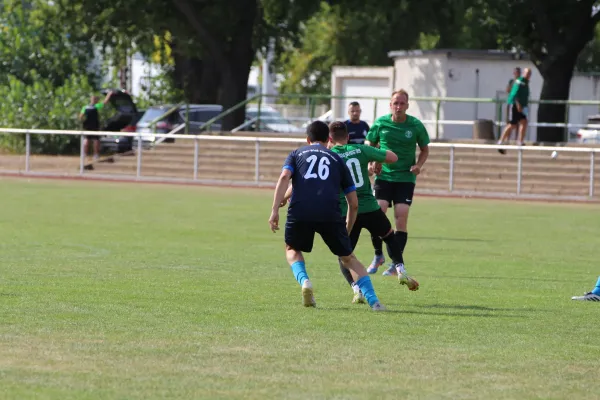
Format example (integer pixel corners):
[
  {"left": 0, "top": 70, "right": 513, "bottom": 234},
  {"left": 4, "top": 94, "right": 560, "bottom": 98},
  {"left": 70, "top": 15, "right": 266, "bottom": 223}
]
[{"left": 0, "top": 177, "right": 599, "bottom": 399}]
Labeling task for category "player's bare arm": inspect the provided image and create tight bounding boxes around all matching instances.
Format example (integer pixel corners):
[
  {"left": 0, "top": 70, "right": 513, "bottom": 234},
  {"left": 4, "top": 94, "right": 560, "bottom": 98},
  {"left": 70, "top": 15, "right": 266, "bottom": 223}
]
[
  {"left": 345, "top": 190, "right": 358, "bottom": 233},
  {"left": 103, "top": 90, "right": 113, "bottom": 105},
  {"left": 383, "top": 150, "right": 397, "bottom": 164},
  {"left": 410, "top": 145, "right": 429, "bottom": 176},
  {"left": 280, "top": 184, "right": 293, "bottom": 207},
  {"left": 269, "top": 169, "right": 292, "bottom": 232}
]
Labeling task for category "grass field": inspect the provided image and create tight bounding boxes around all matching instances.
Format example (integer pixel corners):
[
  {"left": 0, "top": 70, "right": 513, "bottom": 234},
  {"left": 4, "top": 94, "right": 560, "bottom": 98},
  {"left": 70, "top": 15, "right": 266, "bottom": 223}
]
[{"left": 0, "top": 177, "right": 599, "bottom": 399}]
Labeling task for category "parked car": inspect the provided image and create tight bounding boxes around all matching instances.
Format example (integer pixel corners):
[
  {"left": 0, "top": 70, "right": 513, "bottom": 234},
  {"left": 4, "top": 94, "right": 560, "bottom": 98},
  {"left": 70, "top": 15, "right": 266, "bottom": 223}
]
[
  {"left": 135, "top": 104, "right": 223, "bottom": 146},
  {"left": 245, "top": 105, "right": 304, "bottom": 133},
  {"left": 572, "top": 115, "right": 600, "bottom": 143},
  {"left": 98, "top": 89, "right": 142, "bottom": 153}
]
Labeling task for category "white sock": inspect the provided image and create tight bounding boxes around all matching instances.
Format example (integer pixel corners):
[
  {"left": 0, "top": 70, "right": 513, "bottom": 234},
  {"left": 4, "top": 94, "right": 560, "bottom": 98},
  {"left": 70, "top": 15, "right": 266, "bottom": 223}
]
[
  {"left": 351, "top": 283, "right": 360, "bottom": 294},
  {"left": 396, "top": 263, "right": 406, "bottom": 274}
]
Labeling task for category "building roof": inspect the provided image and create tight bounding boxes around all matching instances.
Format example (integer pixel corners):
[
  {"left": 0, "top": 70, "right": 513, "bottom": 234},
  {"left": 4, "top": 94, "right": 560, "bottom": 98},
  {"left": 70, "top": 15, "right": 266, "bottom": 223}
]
[{"left": 388, "top": 49, "right": 530, "bottom": 61}]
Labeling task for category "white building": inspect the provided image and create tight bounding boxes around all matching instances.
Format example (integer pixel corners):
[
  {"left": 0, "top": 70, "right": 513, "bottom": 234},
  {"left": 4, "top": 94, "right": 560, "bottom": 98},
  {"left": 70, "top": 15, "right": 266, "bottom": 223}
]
[{"left": 331, "top": 50, "right": 600, "bottom": 141}]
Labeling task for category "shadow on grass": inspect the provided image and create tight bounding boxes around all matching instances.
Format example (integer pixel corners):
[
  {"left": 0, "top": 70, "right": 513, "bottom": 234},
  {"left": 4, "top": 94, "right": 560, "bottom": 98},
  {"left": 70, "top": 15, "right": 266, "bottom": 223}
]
[
  {"left": 413, "top": 303, "right": 542, "bottom": 313},
  {"left": 419, "top": 274, "right": 566, "bottom": 283},
  {"left": 316, "top": 306, "right": 525, "bottom": 318},
  {"left": 412, "top": 236, "right": 491, "bottom": 242}
]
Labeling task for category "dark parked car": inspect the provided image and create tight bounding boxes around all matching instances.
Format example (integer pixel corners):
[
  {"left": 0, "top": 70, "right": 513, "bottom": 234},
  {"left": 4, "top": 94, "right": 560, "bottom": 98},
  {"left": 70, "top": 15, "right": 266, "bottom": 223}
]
[
  {"left": 98, "top": 89, "right": 142, "bottom": 153},
  {"left": 134, "top": 104, "right": 223, "bottom": 146}
]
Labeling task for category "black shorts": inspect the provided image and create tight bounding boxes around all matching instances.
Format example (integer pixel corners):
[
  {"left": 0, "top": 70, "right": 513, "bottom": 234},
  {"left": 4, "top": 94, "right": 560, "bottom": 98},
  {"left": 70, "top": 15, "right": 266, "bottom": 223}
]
[
  {"left": 285, "top": 220, "right": 353, "bottom": 257},
  {"left": 348, "top": 209, "right": 392, "bottom": 250},
  {"left": 373, "top": 179, "right": 415, "bottom": 207},
  {"left": 85, "top": 135, "right": 101, "bottom": 141},
  {"left": 508, "top": 104, "right": 527, "bottom": 125}
]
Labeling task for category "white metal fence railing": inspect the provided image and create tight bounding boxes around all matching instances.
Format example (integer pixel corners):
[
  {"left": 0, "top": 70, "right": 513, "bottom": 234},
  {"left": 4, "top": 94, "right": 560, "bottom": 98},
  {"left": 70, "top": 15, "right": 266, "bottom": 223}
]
[{"left": 0, "top": 128, "right": 598, "bottom": 199}]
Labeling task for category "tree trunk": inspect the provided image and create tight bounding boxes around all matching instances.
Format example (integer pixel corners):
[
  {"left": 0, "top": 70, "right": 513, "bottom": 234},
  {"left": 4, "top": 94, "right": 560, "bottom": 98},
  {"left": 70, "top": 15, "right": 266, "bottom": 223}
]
[
  {"left": 218, "top": 1, "right": 256, "bottom": 131},
  {"left": 171, "top": 0, "right": 257, "bottom": 131},
  {"left": 536, "top": 57, "right": 577, "bottom": 143},
  {"left": 171, "top": 48, "right": 220, "bottom": 104}
]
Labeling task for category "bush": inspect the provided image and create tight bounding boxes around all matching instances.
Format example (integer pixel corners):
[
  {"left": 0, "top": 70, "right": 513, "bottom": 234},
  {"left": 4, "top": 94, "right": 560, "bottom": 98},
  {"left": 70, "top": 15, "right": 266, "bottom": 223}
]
[{"left": 0, "top": 73, "right": 95, "bottom": 154}]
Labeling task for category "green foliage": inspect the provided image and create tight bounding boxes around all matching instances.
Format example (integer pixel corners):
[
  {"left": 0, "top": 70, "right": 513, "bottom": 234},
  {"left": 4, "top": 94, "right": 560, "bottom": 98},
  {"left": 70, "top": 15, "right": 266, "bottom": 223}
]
[
  {"left": 0, "top": 74, "right": 95, "bottom": 154},
  {"left": 134, "top": 69, "right": 185, "bottom": 110},
  {"left": 577, "top": 24, "right": 600, "bottom": 73},
  {"left": 0, "top": 0, "right": 97, "bottom": 87},
  {"left": 276, "top": 0, "right": 504, "bottom": 97}
]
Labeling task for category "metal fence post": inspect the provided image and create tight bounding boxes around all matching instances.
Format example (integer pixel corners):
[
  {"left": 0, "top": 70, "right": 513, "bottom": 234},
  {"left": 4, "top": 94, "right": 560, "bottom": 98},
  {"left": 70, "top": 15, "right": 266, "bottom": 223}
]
[
  {"left": 79, "top": 133, "right": 85, "bottom": 175},
  {"left": 564, "top": 103, "right": 570, "bottom": 142},
  {"left": 590, "top": 151, "right": 595, "bottom": 198},
  {"left": 495, "top": 99, "right": 503, "bottom": 139},
  {"left": 193, "top": 136, "right": 199, "bottom": 181},
  {"left": 255, "top": 139, "right": 260, "bottom": 184},
  {"left": 25, "top": 133, "right": 31, "bottom": 173},
  {"left": 517, "top": 147, "right": 523, "bottom": 195},
  {"left": 136, "top": 133, "right": 142, "bottom": 178},
  {"left": 257, "top": 94, "right": 262, "bottom": 131},
  {"left": 449, "top": 146, "right": 455, "bottom": 192},
  {"left": 185, "top": 103, "right": 190, "bottom": 135},
  {"left": 435, "top": 100, "right": 441, "bottom": 139},
  {"left": 373, "top": 99, "right": 378, "bottom": 120}
]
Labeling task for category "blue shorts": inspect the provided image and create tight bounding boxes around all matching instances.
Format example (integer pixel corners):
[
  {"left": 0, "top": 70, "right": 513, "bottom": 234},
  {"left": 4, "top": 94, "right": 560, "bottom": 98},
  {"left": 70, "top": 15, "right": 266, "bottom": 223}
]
[{"left": 284, "top": 220, "right": 353, "bottom": 257}]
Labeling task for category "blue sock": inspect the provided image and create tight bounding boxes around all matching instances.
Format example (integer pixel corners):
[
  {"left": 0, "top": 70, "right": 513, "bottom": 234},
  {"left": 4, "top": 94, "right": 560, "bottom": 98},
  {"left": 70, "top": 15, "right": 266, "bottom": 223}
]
[
  {"left": 356, "top": 276, "right": 379, "bottom": 307},
  {"left": 291, "top": 261, "right": 309, "bottom": 286},
  {"left": 592, "top": 276, "right": 600, "bottom": 296}
]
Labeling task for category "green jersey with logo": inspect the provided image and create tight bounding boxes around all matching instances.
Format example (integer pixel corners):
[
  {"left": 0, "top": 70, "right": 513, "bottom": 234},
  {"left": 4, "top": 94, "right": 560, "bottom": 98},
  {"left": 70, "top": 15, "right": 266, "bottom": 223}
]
[
  {"left": 366, "top": 114, "right": 430, "bottom": 183},
  {"left": 507, "top": 77, "right": 530, "bottom": 107},
  {"left": 330, "top": 143, "right": 388, "bottom": 216}
]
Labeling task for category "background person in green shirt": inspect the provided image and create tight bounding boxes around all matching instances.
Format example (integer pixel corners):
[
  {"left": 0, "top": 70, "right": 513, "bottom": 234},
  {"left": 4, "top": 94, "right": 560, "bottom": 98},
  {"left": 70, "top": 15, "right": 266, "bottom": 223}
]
[
  {"left": 366, "top": 89, "right": 430, "bottom": 278},
  {"left": 329, "top": 121, "right": 419, "bottom": 303},
  {"left": 78, "top": 91, "right": 113, "bottom": 161},
  {"left": 497, "top": 68, "right": 532, "bottom": 153}
]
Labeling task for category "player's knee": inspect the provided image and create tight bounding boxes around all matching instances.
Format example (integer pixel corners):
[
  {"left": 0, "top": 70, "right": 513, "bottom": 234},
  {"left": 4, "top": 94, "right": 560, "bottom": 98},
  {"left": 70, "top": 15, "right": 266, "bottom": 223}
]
[{"left": 339, "top": 253, "right": 356, "bottom": 265}]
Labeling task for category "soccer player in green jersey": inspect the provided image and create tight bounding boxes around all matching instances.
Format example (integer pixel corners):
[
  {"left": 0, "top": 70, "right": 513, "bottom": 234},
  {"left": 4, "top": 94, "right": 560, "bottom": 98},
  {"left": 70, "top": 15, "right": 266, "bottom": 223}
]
[
  {"left": 497, "top": 68, "right": 532, "bottom": 153},
  {"left": 328, "top": 121, "right": 420, "bottom": 302},
  {"left": 366, "top": 89, "right": 430, "bottom": 278}
]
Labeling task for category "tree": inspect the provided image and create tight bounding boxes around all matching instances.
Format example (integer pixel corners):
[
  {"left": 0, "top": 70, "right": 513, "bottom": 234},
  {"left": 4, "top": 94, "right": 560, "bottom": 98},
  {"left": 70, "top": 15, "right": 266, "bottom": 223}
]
[
  {"left": 0, "top": 0, "right": 99, "bottom": 154},
  {"left": 275, "top": 0, "right": 504, "bottom": 97},
  {"left": 0, "top": 0, "right": 97, "bottom": 87},
  {"left": 490, "top": 0, "right": 600, "bottom": 142},
  {"left": 56, "top": 0, "right": 324, "bottom": 130}
]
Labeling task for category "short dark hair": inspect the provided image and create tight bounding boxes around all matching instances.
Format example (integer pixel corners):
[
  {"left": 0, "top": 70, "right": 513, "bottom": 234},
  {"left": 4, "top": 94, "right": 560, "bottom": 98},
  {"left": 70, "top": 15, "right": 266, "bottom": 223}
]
[
  {"left": 306, "top": 120, "right": 330, "bottom": 143},
  {"left": 329, "top": 121, "right": 348, "bottom": 141},
  {"left": 348, "top": 101, "right": 360, "bottom": 108}
]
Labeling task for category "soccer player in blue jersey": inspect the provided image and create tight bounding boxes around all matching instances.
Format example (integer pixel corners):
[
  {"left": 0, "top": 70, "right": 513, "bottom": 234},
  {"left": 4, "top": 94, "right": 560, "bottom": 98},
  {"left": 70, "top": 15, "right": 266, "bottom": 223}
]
[{"left": 268, "top": 121, "right": 386, "bottom": 311}]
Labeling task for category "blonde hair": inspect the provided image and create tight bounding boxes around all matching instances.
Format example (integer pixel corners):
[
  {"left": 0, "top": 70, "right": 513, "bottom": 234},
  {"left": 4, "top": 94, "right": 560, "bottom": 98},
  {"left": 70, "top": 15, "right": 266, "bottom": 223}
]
[{"left": 391, "top": 89, "right": 409, "bottom": 102}]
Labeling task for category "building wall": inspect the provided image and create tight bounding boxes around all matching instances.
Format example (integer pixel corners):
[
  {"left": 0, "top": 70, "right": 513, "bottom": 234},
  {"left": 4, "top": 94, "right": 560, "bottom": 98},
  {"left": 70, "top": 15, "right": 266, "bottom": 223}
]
[
  {"left": 392, "top": 55, "right": 448, "bottom": 137},
  {"left": 443, "top": 58, "right": 600, "bottom": 140},
  {"left": 331, "top": 67, "right": 394, "bottom": 123}
]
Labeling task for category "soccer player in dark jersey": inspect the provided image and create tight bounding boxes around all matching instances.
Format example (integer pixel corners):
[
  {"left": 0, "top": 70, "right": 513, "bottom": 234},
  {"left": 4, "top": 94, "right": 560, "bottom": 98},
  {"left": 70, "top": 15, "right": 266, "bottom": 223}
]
[
  {"left": 328, "top": 122, "right": 419, "bottom": 303},
  {"left": 269, "top": 121, "right": 386, "bottom": 311},
  {"left": 366, "top": 90, "right": 430, "bottom": 280},
  {"left": 344, "top": 102, "right": 387, "bottom": 273},
  {"left": 344, "top": 102, "right": 370, "bottom": 144}
]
